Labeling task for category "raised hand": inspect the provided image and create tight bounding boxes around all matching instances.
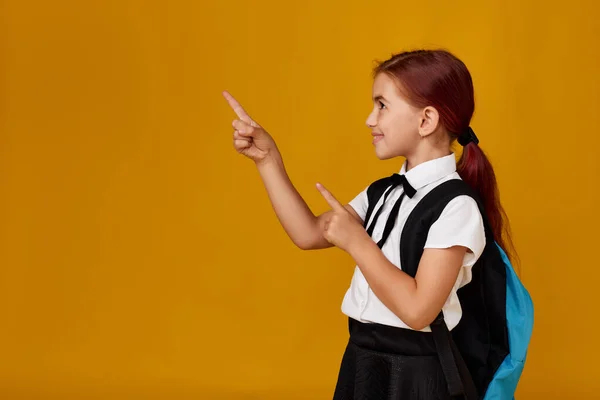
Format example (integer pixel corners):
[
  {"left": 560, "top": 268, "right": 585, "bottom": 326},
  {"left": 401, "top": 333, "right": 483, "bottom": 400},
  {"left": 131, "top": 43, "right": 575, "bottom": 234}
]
[
  {"left": 316, "top": 183, "right": 369, "bottom": 253},
  {"left": 223, "top": 91, "right": 279, "bottom": 164}
]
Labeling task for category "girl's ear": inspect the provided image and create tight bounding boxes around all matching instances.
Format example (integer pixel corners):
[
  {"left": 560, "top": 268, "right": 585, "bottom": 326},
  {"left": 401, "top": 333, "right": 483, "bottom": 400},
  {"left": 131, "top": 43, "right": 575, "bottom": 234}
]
[{"left": 418, "top": 106, "right": 440, "bottom": 138}]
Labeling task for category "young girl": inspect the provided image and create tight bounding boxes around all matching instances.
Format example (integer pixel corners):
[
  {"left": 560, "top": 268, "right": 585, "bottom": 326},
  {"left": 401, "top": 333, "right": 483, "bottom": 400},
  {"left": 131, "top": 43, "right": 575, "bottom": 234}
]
[{"left": 224, "top": 49, "right": 515, "bottom": 399}]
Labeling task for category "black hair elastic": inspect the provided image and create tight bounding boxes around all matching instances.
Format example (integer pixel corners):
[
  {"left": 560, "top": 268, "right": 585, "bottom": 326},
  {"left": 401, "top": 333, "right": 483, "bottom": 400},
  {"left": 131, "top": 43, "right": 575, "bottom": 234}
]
[{"left": 458, "top": 127, "right": 479, "bottom": 146}]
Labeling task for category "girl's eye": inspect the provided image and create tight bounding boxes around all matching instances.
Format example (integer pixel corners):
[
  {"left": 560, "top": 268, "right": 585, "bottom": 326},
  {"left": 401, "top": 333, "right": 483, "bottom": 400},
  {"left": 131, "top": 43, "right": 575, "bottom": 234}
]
[{"left": 378, "top": 101, "right": 386, "bottom": 110}]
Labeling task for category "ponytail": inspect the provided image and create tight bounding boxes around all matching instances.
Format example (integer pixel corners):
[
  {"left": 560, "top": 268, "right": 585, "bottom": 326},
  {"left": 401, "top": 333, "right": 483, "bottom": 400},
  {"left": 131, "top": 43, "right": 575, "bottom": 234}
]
[{"left": 457, "top": 141, "right": 518, "bottom": 264}]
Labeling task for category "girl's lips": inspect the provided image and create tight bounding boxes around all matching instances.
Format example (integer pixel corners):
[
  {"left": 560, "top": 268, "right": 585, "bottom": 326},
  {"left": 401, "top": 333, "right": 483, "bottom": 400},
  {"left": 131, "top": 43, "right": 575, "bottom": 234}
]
[{"left": 372, "top": 134, "right": 384, "bottom": 144}]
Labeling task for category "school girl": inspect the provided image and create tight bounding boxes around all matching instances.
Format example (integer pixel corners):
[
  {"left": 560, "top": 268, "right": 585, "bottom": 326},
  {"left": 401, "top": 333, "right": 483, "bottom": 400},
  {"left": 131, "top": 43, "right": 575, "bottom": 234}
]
[{"left": 223, "top": 49, "right": 517, "bottom": 399}]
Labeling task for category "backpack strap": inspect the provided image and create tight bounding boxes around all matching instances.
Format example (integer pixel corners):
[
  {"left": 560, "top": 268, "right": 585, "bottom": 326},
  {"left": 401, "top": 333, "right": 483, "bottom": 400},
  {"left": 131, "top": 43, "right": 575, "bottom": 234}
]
[
  {"left": 400, "top": 179, "right": 485, "bottom": 277},
  {"left": 400, "top": 179, "right": 483, "bottom": 399}
]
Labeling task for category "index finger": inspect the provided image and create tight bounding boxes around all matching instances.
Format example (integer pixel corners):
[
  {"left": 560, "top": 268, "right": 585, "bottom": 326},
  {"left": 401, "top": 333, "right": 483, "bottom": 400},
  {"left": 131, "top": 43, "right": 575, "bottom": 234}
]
[
  {"left": 316, "top": 183, "right": 345, "bottom": 212},
  {"left": 222, "top": 91, "right": 253, "bottom": 124}
]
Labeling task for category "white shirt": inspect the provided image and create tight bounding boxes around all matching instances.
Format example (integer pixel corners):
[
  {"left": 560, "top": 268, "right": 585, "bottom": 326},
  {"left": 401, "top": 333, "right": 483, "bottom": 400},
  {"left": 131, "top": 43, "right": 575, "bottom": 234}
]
[{"left": 343, "top": 153, "right": 486, "bottom": 332}]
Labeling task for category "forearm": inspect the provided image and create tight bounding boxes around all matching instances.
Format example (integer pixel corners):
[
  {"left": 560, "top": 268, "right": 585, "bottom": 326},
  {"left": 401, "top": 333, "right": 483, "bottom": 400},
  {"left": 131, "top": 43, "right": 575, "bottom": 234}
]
[
  {"left": 348, "top": 237, "right": 429, "bottom": 329},
  {"left": 256, "top": 155, "right": 327, "bottom": 250}
]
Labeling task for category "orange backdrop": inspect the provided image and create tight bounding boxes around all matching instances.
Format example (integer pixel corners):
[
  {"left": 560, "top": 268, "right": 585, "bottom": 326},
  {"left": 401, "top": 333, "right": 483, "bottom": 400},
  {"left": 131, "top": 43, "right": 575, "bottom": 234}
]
[{"left": 1, "top": 0, "right": 599, "bottom": 398}]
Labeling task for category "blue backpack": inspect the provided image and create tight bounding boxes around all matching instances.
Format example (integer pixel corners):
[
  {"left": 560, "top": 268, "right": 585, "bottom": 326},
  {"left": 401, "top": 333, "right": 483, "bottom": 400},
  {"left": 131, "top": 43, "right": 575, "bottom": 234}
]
[{"left": 364, "top": 178, "right": 534, "bottom": 399}]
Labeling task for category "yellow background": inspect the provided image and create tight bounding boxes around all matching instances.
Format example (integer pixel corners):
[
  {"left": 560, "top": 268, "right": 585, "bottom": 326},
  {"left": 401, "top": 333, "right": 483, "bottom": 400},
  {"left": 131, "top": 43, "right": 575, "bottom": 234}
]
[{"left": 1, "top": 0, "right": 598, "bottom": 398}]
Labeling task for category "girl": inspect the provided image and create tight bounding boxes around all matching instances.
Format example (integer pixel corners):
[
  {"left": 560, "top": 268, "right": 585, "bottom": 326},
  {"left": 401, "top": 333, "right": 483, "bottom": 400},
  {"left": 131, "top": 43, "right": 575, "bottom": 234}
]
[{"left": 224, "top": 49, "right": 515, "bottom": 399}]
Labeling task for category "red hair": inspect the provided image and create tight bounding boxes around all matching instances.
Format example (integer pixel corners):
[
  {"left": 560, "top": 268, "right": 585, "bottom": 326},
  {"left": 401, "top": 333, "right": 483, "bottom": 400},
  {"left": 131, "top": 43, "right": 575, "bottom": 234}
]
[{"left": 375, "top": 49, "right": 517, "bottom": 262}]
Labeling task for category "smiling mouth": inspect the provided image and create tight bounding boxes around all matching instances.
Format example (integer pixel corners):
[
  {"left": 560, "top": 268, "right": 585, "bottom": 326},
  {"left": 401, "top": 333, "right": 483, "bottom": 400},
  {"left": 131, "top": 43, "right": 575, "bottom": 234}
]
[{"left": 372, "top": 133, "right": 384, "bottom": 144}]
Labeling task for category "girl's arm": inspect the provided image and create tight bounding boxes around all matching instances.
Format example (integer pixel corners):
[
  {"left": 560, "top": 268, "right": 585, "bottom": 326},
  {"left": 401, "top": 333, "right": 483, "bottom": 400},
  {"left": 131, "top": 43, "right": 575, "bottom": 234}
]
[
  {"left": 257, "top": 155, "right": 362, "bottom": 250},
  {"left": 349, "top": 240, "right": 465, "bottom": 330},
  {"left": 317, "top": 183, "right": 483, "bottom": 331},
  {"left": 223, "top": 91, "right": 362, "bottom": 250}
]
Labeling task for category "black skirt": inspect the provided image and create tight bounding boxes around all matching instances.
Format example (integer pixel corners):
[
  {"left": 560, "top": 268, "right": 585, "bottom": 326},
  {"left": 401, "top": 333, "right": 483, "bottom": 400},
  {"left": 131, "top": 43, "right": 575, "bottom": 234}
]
[{"left": 332, "top": 318, "right": 452, "bottom": 400}]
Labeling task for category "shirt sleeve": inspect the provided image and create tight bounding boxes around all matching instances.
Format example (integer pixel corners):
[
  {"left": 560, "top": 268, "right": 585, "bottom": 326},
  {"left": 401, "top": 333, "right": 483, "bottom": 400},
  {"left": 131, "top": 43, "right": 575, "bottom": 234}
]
[
  {"left": 424, "top": 195, "right": 486, "bottom": 286},
  {"left": 348, "top": 186, "right": 369, "bottom": 222}
]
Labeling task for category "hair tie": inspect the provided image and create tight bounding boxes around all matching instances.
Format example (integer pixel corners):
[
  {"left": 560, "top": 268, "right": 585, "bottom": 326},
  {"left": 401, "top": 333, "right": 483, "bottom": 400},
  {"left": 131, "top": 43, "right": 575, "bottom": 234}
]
[{"left": 458, "top": 127, "right": 479, "bottom": 146}]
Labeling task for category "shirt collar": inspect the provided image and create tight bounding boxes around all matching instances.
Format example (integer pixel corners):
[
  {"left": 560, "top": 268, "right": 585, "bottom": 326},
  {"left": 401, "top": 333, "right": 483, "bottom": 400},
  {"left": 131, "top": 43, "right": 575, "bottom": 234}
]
[{"left": 399, "top": 153, "right": 457, "bottom": 190}]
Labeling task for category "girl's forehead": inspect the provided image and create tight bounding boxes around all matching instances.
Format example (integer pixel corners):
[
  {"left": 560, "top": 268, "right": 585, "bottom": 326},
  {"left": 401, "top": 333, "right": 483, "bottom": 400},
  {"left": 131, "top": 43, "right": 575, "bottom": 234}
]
[
  {"left": 373, "top": 73, "right": 393, "bottom": 88},
  {"left": 373, "top": 73, "right": 400, "bottom": 96}
]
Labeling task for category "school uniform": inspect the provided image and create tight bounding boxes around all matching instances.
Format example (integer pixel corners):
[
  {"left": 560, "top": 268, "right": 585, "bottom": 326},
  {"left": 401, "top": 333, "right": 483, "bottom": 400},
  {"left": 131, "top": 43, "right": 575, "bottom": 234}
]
[{"left": 333, "top": 153, "right": 486, "bottom": 400}]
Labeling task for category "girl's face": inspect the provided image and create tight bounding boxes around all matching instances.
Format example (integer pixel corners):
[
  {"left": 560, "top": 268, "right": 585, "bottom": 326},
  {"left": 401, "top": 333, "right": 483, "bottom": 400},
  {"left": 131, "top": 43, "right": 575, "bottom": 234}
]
[{"left": 366, "top": 73, "right": 423, "bottom": 160}]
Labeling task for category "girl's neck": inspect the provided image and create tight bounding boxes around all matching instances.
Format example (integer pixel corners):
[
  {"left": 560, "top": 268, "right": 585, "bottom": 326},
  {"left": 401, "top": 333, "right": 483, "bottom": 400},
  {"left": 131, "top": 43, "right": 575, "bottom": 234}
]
[{"left": 404, "top": 148, "right": 452, "bottom": 172}]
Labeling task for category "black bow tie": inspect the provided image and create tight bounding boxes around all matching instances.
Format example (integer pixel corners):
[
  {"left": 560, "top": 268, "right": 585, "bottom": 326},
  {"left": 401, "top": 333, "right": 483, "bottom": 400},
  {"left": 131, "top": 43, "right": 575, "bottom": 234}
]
[
  {"left": 390, "top": 173, "right": 416, "bottom": 198},
  {"left": 365, "top": 174, "right": 417, "bottom": 248}
]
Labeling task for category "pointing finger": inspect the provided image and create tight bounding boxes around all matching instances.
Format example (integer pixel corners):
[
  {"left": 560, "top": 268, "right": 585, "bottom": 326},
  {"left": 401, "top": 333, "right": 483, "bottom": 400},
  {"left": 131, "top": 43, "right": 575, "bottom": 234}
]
[
  {"left": 316, "top": 183, "right": 345, "bottom": 212},
  {"left": 223, "top": 91, "right": 260, "bottom": 127},
  {"left": 223, "top": 91, "right": 250, "bottom": 121}
]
